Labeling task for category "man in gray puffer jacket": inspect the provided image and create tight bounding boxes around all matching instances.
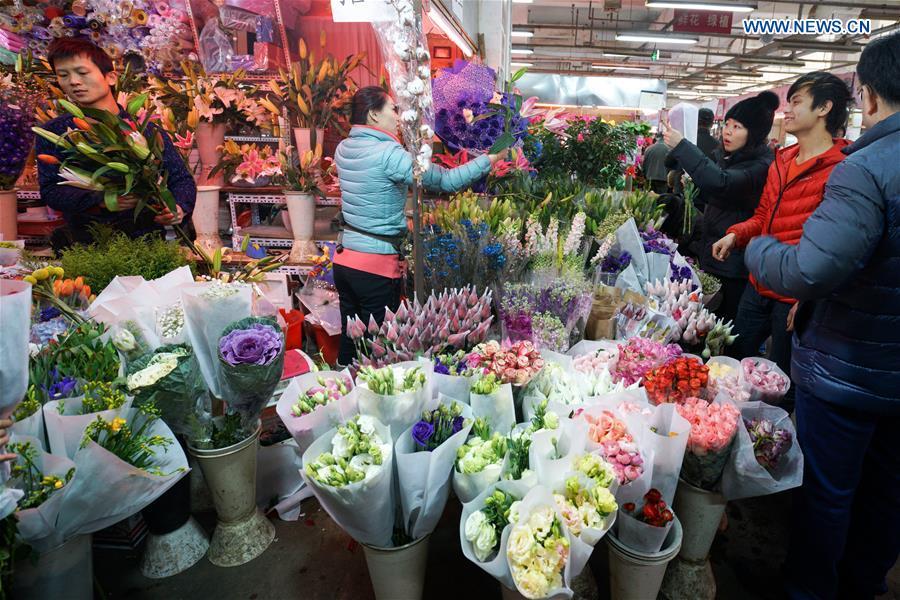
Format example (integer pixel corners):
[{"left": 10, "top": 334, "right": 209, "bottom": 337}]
[{"left": 746, "top": 32, "right": 900, "bottom": 600}]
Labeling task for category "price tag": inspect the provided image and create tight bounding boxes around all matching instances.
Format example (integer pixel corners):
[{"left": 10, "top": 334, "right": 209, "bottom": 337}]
[{"left": 330, "top": 0, "right": 395, "bottom": 22}]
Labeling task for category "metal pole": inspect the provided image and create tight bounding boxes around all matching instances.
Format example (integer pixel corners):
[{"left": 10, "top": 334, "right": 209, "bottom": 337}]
[{"left": 412, "top": 181, "right": 424, "bottom": 302}]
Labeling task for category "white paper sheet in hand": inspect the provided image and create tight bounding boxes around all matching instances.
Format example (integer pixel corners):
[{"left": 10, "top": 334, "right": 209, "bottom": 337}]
[
  {"left": 0, "top": 280, "right": 31, "bottom": 414},
  {"left": 8, "top": 434, "right": 77, "bottom": 552},
  {"left": 57, "top": 410, "right": 188, "bottom": 538},
  {"left": 395, "top": 398, "right": 474, "bottom": 540},
  {"left": 181, "top": 283, "right": 253, "bottom": 399},
  {"left": 275, "top": 370, "right": 358, "bottom": 455},
  {"left": 615, "top": 219, "right": 649, "bottom": 286},
  {"left": 300, "top": 418, "right": 395, "bottom": 547},
  {"left": 43, "top": 397, "right": 134, "bottom": 459}
]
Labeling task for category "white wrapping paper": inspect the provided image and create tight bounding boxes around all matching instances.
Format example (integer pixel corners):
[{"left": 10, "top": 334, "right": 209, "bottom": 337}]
[
  {"left": 432, "top": 372, "right": 474, "bottom": 404},
  {"left": 56, "top": 409, "right": 188, "bottom": 538},
  {"left": 181, "top": 282, "right": 253, "bottom": 399},
  {"left": 43, "top": 397, "right": 133, "bottom": 458},
  {"left": 616, "top": 508, "right": 674, "bottom": 554},
  {"left": 470, "top": 383, "right": 516, "bottom": 436},
  {"left": 299, "top": 417, "right": 395, "bottom": 547},
  {"left": 356, "top": 360, "right": 435, "bottom": 442},
  {"left": 7, "top": 434, "right": 77, "bottom": 552},
  {"left": 10, "top": 408, "right": 45, "bottom": 450},
  {"left": 529, "top": 419, "right": 589, "bottom": 491},
  {"left": 394, "top": 398, "right": 473, "bottom": 540},
  {"left": 643, "top": 403, "right": 691, "bottom": 507},
  {"left": 275, "top": 370, "right": 357, "bottom": 455},
  {"left": 0, "top": 280, "right": 31, "bottom": 414}
]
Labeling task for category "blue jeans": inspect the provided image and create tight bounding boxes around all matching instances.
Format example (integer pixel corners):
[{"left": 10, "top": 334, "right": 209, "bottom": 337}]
[
  {"left": 786, "top": 387, "right": 900, "bottom": 599},
  {"left": 729, "top": 285, "right": 795, "bottom": 411}
]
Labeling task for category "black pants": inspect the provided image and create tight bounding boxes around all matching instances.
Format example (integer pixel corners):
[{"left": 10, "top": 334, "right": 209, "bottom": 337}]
[
  {"left": 729, "top": 285, "right": 795, "bottom": 411},
  {"left": 714, "top": 276, "right": 748, "bottom": 326},
  {"left": 334, "top": 263, "right": 401, "bottom": 366}
]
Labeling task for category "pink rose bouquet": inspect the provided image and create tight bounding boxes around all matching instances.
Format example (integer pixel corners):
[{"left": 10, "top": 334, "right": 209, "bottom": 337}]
[
  {"left": 573, "top": 348, "right": 617, "bottom": 375},
  {"left": 611, "top": 337, "right": 682, "bottom": 387},
  {"left": 599, "top": 440, "right": 644, "bottom": 486},
  {"left": 468, "top": 339, "right": 544, "bottom": 386},
  {"left": 582, "top": 410, "right": 632, "bottom": 446},
  {"left": 676, "top": 397, "right": 740, "bottom": 489},
  {"left": 741, "top": 358, "right": 790, "bottom": 403}
]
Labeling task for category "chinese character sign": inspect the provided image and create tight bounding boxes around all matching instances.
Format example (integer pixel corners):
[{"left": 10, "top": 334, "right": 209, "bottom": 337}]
[{"left": 672, "top": 9, "right": 733, "bottom": 34}]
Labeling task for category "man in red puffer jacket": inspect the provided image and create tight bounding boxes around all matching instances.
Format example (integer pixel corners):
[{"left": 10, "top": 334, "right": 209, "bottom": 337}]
[{"left": 711, "top": 72, "right": 852, "bottom": 411}]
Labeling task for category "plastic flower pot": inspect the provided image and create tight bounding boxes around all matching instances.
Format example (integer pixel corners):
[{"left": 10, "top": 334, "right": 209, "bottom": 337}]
[
  {"left": 362, "top": 534, "right": 430, "bottom": 600},
  {"left": 672, "top": 477, "right": 726, "bottom": 562},
  {"left": 139, "top": 472, "right": 210, "bottom": 578},
  {"left": 12, "top": 533, "right": 93, "bottom": 600},
  {"left": 187, "top": 424, "right": 275, "bottom": 567},
  {"left": 293, "top": 127, "right": 324, "bottom": 156},
  {"left": 606, "top": 516, "right": 682, "bottom": 600},
  {"left": 192, "top": 185, "right": 223, "bottom": 254},
  {"left": 196, "top": 122, "right": 226, "bottom": 185},
  {"left": 284, "top": 191, "right": 317, "bottom": 263},
  {"left": 0, "top": 188, "right": 18, "bottom": 242}
]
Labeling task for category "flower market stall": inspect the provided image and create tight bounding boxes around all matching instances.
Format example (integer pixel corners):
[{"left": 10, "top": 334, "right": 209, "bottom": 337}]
[{"left": 12, "top": 1, "right": 896, "bottom": 599}]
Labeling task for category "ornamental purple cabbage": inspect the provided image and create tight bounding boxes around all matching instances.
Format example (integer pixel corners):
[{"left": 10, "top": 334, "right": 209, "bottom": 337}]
[{"left": 218, "top": 323, "right": 282, "bottom": 366}]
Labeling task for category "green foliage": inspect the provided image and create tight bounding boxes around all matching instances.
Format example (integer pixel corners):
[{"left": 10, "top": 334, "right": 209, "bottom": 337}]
[
  {"left": 60, "top": 225, "right": 191, "bottom": 294},
  {"left": 52, "top": 321, "right": 121, "bottom": 384}
]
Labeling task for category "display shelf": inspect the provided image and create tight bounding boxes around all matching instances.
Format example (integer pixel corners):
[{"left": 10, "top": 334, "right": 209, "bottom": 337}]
[
  {"left": 226, "top": 189, "right": 341, "bottom": 250},
  {"left": 16, "top": 190, "right": 41, "bottom": 201},
  {"left": 225, "top": 136, "right": 282, "bottom": 143}
]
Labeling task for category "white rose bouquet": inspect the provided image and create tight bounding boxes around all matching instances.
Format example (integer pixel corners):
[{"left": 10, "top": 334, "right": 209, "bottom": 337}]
[{"left": 464, "top": 488, "right": 519, "bottom": 562}]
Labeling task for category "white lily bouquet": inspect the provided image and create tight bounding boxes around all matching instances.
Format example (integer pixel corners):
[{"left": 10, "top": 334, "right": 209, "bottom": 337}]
[
  {"left": 469, "top": 372, "right": 516, "bottom": 436},
  {"left": 275, "top": 370, "right": 357, "bottom": 454},
  {"left": 356, "top": 361, "right": 433, "bottom": 442},
  {"left": 301, "top": 415, "right": 396, "bottom": 547},
  {"left": 453, "top": 417, "right": 508, "bottom": 503}
]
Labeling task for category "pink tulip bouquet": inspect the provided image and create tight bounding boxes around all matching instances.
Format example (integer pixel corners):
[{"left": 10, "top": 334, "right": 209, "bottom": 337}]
[
  {"left": 346, "top": 286, "right": 493, "bottom": 368},
  {"left": 611, "top": 337, "right": 682, "bottom": 387},
  {"left": 676, "top": 397, "right": 740, "bottom": 489}
]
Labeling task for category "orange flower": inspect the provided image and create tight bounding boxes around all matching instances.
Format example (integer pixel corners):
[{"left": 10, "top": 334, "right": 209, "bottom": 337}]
[
  {"left": 53, "top": 279, "right": 62, "bottom": 295},
  {"left": 60, "top": 279, "right": 74, "bottom": 296},
  {"left": 73, "top": 276, "right": 84, "bottom": 292},
  {"left": 81, "top": 285, "right": 92, "bottom": 299},
  {"left": 73, "top": 117, "right": 92, "bottom": 131},
  {"left": 37, "top": 154, "right": 60, "bottom": 165}
]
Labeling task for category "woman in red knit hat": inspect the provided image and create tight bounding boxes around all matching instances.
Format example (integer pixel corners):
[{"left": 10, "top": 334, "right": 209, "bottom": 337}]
[{"left": 712, "top": 72, "right": 853, "bottom": 411}]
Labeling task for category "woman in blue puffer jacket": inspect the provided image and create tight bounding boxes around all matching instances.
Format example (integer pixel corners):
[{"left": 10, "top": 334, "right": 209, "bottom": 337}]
[{"left": 333, "top": 86, "right": 507, "bottom": 365}]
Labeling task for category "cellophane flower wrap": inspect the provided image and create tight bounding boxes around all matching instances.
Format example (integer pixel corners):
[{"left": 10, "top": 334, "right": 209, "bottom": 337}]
[
  {"left": 706, "top": 356, "right": 750, "bottom": 403},
  {"left": 741, "top": 357, "right": 790, "bottom": 404},
  {"left": 275, "top": 371, "right": 357, "bottom": 454},
  {"left": 301, "top": 415, "right": 395, "bottom": 547},
  {"left": 643, "top": 356, "right": 709, "bottom": 405},
  {"left": 217, "top": 316, "right": 285, "bottom": 429},
  {"left": 126, "top": 344, "right": 208, "bottom": 436},
  {"left": 721, "top": 401, "right": 803, "bottom": 501},
  {"left": 395, "top": 398, "right": 474, "bottom": 540},
  {"left": 612, "top": 337, "right": 682, "bottom": 387},
  {"left": 616, "top": 488, "right": 675, "bottom": 553},
  {"left": 676, "top": 396, "right": 740, "bottom": 490}
]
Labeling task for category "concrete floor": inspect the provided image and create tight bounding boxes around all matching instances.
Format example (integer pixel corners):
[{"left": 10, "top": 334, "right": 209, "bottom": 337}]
[{"left": 94, "top": 489, "right": 899, "bottom": 600}]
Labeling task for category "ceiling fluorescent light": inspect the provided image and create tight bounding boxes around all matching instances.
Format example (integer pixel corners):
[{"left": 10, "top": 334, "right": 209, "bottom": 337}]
[
  {"left": 512, "top": 0, "right": 533, "bottom": 3},
  {"left": 427, "top": 7, "right": 475, "bottom": 57},
  {"left": 592, "top": 64, "right": 650, "bottom": 72},
  {"left": 511, "top": 46, "right": 534, "bottom": 55},
  {"left": 511, "top": 29, "right": 534, "bottom": 38},
  {"left": 616, "top": 32, "right": 698, "bottom": 45},
  {"left": 510, "top": 61, "right": 534, "bottom": 67},
  {"left": 777, "top": 40, "right": 862, "bottom": 53},
  {"left": 739, "top": 56, "right": 805, "bottom": 67},
  {"left": 603, "top": 53, "right": 629, "bottom": 58},
  {"left": 645, "top": 1, "right": 755, "bottom": 12}
]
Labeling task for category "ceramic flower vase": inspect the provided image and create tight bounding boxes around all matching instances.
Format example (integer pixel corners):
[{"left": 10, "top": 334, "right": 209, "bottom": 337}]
[
  {"left": 139, "top": 474, "right": 209, "bottom": 578},
  {"left": 284, "top": 190, "right": 317, "bottom": 263},
  {"left": 187, "top": 423, "right": 275, "bottom": 567},
  {"left": 196, "top": 122, "right": 227, "bottom": 186},
  {"left": 362, "top": 534, "right": 430, "bottom": 600},
  {"left": 192, "top": 185, "right": 223, "bottom": 254},
  {"left": 0, "top": 187, "right": 18, "bottom": 241}
]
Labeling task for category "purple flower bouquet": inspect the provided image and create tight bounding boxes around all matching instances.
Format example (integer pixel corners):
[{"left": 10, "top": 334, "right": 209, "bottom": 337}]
[
  {"left": 217, "top": 316, "right": 285, "bottom": 430},
  {"left": 0, "top": 86, "right": 36, "bottom": 190}
]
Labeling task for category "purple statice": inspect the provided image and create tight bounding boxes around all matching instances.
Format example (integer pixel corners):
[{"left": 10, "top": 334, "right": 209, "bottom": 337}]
[
  {"left": 0, "top": 87, "right": 37, "bottom": 190},
  {"left": 600, "top": 251, "right": 632, "bottom": 276},
  {"left": 669, "top": 261, "right": 693, "bottom": 283},
  {"left": 641, "top": 228, "right": 677, "bottom": 256}
]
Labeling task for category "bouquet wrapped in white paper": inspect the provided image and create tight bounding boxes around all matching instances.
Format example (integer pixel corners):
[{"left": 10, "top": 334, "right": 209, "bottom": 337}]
[
  {"left": 453, "top": 417, "right": 508, "bottom": 503},
  {"left": 301, "top": 415, "right": 395, "bottom": 547},
  {"left": 469, "top": 372, "right": 516, "bottom": 436},
  {"left": 275, "top": 370, "right": 356, "bottom": 454},
  {"left": 356, "top": 361, "right": 434, "bottom": 442},
  {"left": 395, "top": 397, "right": 474, "bottom": 540}
]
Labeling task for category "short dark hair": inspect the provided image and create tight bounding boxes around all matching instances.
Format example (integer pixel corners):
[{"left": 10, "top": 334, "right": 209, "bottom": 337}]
[
  {"left": 786, "top": 71, "right": 852, "bottom": 136},
  {"left": 698, "top": 108, "right": 714, "bottom": 128},
  {"left": 350, "top": 86, "right": 390, "bottom": 126},
  {"left": 857, "top": 31, "right": 900, "bottom": 107},
  {"left": 47, "top": 38, "right": 114, "bottom": 75}
]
